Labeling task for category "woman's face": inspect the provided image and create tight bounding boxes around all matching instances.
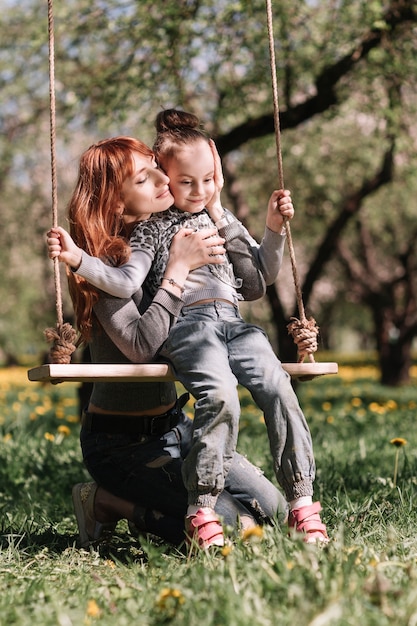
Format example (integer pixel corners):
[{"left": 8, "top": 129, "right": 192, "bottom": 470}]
[
  {"left": 163, "top": 139, "right": 215, "bottom": 214},
  {"left": 120, "top": 153, "right": 174, "bottom": 226}
]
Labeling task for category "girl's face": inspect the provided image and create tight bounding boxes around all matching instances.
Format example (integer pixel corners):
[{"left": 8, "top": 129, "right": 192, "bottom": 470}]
[
  {"left": 163, "top": 139, "right": 215, "bottom": 214},
  {"left": 120, "top": 153, "right": 174, "bottom": 226}
]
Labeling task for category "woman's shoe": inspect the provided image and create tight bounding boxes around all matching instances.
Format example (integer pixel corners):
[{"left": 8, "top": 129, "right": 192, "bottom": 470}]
[
  {"left": 288, "top": 501, "right": 329, "bottom": 544},
  {"left": 185, "top": 507, "right": 224, "bottom": 550},
  {"left": 72, "top": 482, "right": 117, "bottom": 549}
]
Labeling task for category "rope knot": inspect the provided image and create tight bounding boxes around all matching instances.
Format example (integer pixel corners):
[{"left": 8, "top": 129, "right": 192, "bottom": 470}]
[
  {"left": 287, "top": 316, "right": 319, "bottom": 363},
  {"left": 44, "top": 322, "right": 77, "bottom": 364}
]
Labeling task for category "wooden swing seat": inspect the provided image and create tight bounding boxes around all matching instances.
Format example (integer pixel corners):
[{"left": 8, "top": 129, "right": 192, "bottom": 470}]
[{"left": 27, "top": 361, "right": 338, "bottom": 384}]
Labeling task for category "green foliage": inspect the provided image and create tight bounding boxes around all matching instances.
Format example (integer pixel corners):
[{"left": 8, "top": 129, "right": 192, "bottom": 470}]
[{"left": 2, "top": 367, "right": 417, "bottom": 624}]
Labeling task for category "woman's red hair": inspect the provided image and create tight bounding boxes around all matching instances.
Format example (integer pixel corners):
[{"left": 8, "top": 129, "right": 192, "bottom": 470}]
[{"left": 67, "top": 136, "right": 153, "bottom": 342}]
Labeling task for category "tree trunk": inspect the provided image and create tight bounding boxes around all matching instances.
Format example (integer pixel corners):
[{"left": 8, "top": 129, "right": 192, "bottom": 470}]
[
  {"left": 379, "top": 336, "right": 413, "bottom": 386},
  {"left": 374, "top": 308, "right": 413, "bottom": 386}
]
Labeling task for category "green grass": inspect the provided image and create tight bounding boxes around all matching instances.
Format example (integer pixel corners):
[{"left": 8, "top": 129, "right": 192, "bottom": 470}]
[{"left": 1, "top": 366, "right": 417, "bottom": 625}]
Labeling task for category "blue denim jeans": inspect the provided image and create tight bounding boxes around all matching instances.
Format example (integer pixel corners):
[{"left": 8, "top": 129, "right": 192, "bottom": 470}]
[
  {"left": 80, "top": 410, "right": 287, "bottom": 545},
  {"left": 160, "top": 301, "right": 315, "bottom": 506}
]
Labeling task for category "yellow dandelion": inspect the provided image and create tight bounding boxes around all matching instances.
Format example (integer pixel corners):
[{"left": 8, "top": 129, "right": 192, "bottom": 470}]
[
  {"left": 57, "top": 425, "right": 71, "bottom": 436},
  {"left": 158, "top": 589, "right": 171, "bottom": 602},
  {"left": 385, "top": 400, "right": 398, "bottom": 411},
  {"left": 241, "top": 525, "right": 264, "bottom": 542},
  {"left": 157, "top": 587, "right": 185, "bottom": 610},
  {"left": 391, "top": 438, "right": 407, "bottom": 488},
  {"left": 390, "top": 437, "right": 407, "bottom": 447},
  {"left": 326, "top": 415, "right": 334, "bottom": 424},
  {"left": 44, "top": 432, "right": 55, "bottom": 442},
  {"left": 351, "top": 397, "right": 362, "bottom": 407},
  {"left": 368, "top": 403, "right": 386, "bottom": 415},
  {"left": 221, "top": 545, "right": 233, "bottom": 557},
  {"left": 86, "top": 599, "right": 101, "bottom": 618},
  {"left": 63, "top": 397, "right": 77, "bottom": 406},
  {"left": 3, "top": 433, "right": 12, "bottom": 442},
  {"left": 66, "top": 415, "right": 80, "bottom": 423},
  {"left": 322, "top": 401, "right": 332, "bottom": 411},
  {"left": 104, "top": 559, "right": 116, "bottom": 569}
]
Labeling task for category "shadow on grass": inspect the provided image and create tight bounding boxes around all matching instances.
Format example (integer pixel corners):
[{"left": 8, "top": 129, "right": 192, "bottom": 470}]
[
  {"left": 1, "top": 528, "right": 75, "bottom": 552},
  {"left": 0, "top": 521, "right": 183, "bottom": 565}
]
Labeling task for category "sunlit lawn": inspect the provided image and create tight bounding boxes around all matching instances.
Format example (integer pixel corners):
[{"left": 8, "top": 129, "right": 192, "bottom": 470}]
[{"left": 1, "top": 364, "right": 417, "bottom": 625}]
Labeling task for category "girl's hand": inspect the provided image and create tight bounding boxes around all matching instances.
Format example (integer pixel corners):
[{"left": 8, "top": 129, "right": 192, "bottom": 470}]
[
  {"left": 205, "top": 140, "right": 225, "bottom": 223},
  {"left": 46, "top": 226, "right": 82, "bottom": 269},
  {"left": 266, "top": 189, "right": 295, "bottom": 233}
]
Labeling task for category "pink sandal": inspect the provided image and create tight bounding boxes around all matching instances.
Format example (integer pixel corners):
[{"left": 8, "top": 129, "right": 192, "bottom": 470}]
[
  {"left": 185, "top": 507, "right": 224, "bottom": 550},
  {"left": 288, "top": 501, "right": 329, "bottom": 544}
]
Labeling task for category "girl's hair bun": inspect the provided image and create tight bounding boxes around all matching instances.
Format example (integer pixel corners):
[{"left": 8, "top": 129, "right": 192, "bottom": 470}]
[{"left": 155, "top": 109, "right": 200, "bottom": 133}]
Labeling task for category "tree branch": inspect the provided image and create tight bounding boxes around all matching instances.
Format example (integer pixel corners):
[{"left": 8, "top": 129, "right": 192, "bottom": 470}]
[
  {"left": 216, "top": 0, "right": 416, "bottom": 155},
  {"left": 298, "top": 140, "right": 395, "bottom": 313}
]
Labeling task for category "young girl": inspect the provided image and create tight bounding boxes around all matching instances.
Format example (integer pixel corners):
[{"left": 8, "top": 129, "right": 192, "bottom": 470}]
[{"left": 50, "top": 112, "right": 328, "bottom": 548}]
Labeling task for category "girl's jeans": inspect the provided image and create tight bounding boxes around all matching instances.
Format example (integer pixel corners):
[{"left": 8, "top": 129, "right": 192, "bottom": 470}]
[
  {"left": 80, "top": 410, "right": 287, "bottom": 545},
  {"left": 160, "top": 301, "right": 315, "bottom": 507}
]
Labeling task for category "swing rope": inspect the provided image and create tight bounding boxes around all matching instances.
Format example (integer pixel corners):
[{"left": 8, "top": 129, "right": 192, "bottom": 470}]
[
  {"left": 43, "top": 0, "right": 77, "bottom": 364},
  {"left": 265, "top": 0, "right": 319, "bottom": 363}
]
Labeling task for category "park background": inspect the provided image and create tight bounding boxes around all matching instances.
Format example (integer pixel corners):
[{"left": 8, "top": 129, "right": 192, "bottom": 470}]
[{"left": 1, "top": 1, "right": 417, "bottom": 624}]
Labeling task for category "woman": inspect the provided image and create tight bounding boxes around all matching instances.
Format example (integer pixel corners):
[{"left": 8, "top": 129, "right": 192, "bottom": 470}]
[{"left": 48, "top": 136, "right": 287, "bottom": 550}]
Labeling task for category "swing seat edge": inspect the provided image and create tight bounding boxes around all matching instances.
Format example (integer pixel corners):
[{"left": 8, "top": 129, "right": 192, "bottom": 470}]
[{"left": 27, "top": 361, "right": 338, "bottom": 383}]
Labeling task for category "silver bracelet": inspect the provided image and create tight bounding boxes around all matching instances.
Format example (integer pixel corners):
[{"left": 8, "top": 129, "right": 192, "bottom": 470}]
[
  {"left": 214, "top": 208, "right": 229, "bottom": 228},
  {"left": 162, "top": 277, "right": 185, "bottom": 293}
]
